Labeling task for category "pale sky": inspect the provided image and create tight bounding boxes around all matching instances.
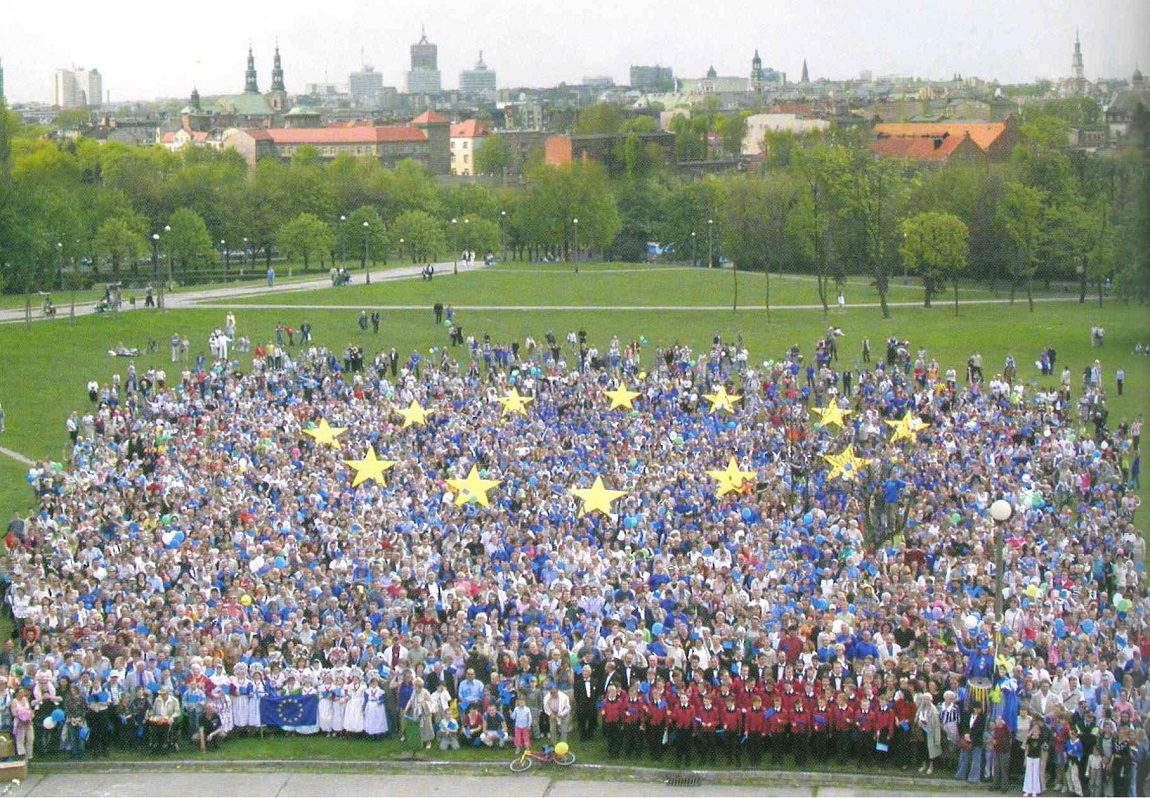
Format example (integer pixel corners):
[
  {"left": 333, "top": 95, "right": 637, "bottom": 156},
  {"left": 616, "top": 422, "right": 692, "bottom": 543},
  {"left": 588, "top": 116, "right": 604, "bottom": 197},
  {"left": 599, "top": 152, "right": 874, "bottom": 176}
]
[{"left": 2, "top": 0, "right": 1147, "bottom": 104}]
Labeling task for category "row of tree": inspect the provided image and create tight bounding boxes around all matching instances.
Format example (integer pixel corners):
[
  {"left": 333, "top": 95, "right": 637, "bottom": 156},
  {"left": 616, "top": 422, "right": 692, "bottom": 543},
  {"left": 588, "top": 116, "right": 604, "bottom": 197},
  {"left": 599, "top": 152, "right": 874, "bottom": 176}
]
[{"left": 0, "top": 101, "right": 1146, "bottom": 308}]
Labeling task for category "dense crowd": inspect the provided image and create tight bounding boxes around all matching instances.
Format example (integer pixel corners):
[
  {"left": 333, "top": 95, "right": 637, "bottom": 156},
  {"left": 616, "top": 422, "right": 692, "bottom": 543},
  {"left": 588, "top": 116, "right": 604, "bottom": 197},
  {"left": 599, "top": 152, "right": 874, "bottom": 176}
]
[{"left": 0, "top": 311, "right": 1146, "bottom": 796}]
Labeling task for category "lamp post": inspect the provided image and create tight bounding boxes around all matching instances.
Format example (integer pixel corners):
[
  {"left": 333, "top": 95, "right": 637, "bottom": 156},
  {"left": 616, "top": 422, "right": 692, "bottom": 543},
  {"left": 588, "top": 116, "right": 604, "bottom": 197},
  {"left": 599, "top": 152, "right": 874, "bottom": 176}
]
[
  {"left": 221, "top": 240, "right": 228, "bottom": 282},
  {"left": 451, "top": 218, "right": 458, "bottom": 274},
  {"left": 151, "top": 233, "right": 160, "bottom": 282},
  {"left": 691, "top": 231, "right": 697, "bottom": 268},
  {"left": 500, "top": 210, "right": 507, "bottom": 262},
  {"left": 241, "top": 237, "right": 248, "bottom": 279},
  {"left": 463, "top": 217, "right": 471, "bottom": 268},
  {"left": 164, "top": 225, "right": 172, "bottom": 292},
  {"left": 362, "top": 221, "right": 371, "bottom": 285},
  {"left": 989, "top": 498, "right": 1013, "bottom": 622},
  {"left": 339, "top": 215, "right": 346, "bottom": 272},
  {"left": 399, "top": 238, "right": 404, "bottom": 263},
  {"left": 56, "top": 242, "right": 63, "bottom": 291},
  {"left": 707, "top": 218, "right": 714, "bottom": 269},
  {"left": 572, "top": 218, "right": 579, "bottom": 263}
]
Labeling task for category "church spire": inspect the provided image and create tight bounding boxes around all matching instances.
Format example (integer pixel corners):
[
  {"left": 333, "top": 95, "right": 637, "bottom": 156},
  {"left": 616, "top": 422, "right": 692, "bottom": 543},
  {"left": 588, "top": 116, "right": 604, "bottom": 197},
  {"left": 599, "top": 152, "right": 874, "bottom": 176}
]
[
  {"left": 244, "top": 43, "right": 259, "bottom": 93},
  {"left": 271, "top": 41, "right": 285, "bottom": 92},
  {"left": 801, "top": 58, "right": 810, "bottom": 83}
]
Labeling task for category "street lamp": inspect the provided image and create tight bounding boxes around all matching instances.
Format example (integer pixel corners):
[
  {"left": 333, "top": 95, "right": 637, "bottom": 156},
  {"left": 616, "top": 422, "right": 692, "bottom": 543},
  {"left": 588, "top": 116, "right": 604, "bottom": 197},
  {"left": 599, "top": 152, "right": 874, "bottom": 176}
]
[
  {"left": 989, "top": 499, "right": 1014, "bottom": 621},
  {"left": 164, "top": 224, "right": 172, "bottom": 291},
  {"left": 708, "top": 218, "right": 714, "bottom": 269},
  {"left": 572, "top": 218, "right": 579, "bottom": 263},
  {"left": 451, "top": 218, "right": 458, "bottom": 274},
  {"left": 339, "top": 215, "right": 346, "bottom": 272},
  {"left": 500, "top": 210, "right": 507, "bottom": 262},
  {"left": 399, "top": 238, "right": 404, "bottom": 263},
  {"left": 362, "top": 221, "right": 371, "bottom": 285},
  {"left": 463, "top": 217, "right": 470, "bottom": 264},
  {"left": 242, "top": 237, "right": 248, "bottom": 279},
  {"left": 221, "top": 240, "right": 228, "bottom": 282},
  {"left": 691, "top": 231, "right": 697, "bottom": 268},
  {"left": 56, "top": 242, "right": 63, "bottom": 291},
  {"left": 151, "top": 233, "right": 160, "bottom": 282}
]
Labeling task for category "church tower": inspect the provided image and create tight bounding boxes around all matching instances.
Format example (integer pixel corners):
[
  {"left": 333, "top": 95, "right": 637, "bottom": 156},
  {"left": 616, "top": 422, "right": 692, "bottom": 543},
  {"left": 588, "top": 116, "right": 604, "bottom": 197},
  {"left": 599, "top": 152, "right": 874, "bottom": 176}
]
[
  {"left": 801, "top": 58, "right": 810, "bottom": 84},
  {"left": 751, "top": 50, "right": 764, "bottom": 91},
  {"left": 267, "top": 42, "right": 288, "bottom": 112},
  {"left": 244, "top": 45, "right": 259, "bottom": 94},
  {"left": 1071, "top": 32, "right": 1086, "bottom": 96}
]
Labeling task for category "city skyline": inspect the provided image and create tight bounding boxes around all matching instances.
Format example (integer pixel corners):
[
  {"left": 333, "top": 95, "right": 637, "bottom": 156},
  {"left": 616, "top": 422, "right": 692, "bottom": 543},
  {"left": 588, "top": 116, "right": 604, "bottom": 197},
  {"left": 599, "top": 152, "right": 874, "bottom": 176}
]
[{"left": 1, "top": 0, "right": 1147, "bottom": 104}]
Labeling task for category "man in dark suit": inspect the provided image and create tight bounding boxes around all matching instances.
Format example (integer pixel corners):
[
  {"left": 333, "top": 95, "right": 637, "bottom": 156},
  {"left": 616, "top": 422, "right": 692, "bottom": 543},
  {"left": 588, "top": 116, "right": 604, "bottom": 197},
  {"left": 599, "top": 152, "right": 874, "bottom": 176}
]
[
  {"left": 617, "top": 653, "right": 641, "bottom": 691},
  {"left": 602, "top": 660, "right": 623, "bottom": 695},
  {"left": 573, "top": 664, "right": 601, "bottom": 741},
  {"left": 424, "top": 661, "right": 457, "bottom": 696}
]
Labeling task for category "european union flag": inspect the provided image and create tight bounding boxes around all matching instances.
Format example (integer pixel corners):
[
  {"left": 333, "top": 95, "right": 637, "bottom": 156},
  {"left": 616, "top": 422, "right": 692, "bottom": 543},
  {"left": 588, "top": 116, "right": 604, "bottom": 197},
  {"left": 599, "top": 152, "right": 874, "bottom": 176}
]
[{"left": 260, "top": 694, "right": 318, "bottom": 727}]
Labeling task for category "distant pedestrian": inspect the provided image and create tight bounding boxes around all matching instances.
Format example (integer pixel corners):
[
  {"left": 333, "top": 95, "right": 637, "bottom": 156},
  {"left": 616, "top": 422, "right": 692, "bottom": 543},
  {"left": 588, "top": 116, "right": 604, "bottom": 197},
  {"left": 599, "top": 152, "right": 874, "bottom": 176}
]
[
  {"left": 837, "top": 290, "right": 846, "bottom": 310},
  {"left": 0, "top": 402, "right": 6, "bottom": 433},
  {"left": 358, "top": 311, "right": 368, "bottom": 332},
  {"left": 861, "top": 337, "right": 871, "bottom": 364},
  {"left": 371, "top": 312, "right": 380, "bottom": 334},
  {"left": 267, "top": 267, "right": 275, "bottom": 288},
  {"left": 433, "top": 303, "right": 444, "bottom": 324},
  {"left": 1117, "top": 367, "right": 1125, "bottom": 396}
]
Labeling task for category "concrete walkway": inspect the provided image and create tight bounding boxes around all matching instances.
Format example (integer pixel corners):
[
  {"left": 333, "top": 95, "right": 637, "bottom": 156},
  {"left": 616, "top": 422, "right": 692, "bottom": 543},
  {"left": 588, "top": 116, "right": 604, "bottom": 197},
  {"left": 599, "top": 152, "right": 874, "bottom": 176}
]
[{"left": 2, "top": 767, "right": 986, "bottom": 797}]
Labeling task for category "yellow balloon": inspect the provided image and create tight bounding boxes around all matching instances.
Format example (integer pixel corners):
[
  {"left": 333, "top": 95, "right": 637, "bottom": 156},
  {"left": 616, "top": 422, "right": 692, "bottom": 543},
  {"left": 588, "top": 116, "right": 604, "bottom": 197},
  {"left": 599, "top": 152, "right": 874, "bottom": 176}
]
[
  {"left": 554, "top": 741, "right": 569, "bottom": 756},
  {"left": 240, "top": 595, "right": 252, "bottom": 606}
]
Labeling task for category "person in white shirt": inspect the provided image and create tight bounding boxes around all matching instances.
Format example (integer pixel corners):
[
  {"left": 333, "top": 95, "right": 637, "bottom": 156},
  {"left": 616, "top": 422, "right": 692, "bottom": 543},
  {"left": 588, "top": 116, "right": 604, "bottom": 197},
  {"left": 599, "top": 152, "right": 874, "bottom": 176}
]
[{"left": 543, "top": 684, "right": 571, "bottom": 745}]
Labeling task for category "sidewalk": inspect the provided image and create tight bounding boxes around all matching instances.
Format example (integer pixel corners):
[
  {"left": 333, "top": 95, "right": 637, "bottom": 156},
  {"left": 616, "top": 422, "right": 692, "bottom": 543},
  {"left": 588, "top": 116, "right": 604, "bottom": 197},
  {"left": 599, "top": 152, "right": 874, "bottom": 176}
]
[{"left": 0, "top": 259, "right": 471, "bottom": 326}]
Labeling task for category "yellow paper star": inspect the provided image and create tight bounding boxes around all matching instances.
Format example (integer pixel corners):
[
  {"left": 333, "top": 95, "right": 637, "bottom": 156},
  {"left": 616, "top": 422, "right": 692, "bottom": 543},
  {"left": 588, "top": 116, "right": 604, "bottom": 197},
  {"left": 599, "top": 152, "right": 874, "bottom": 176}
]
[
  {"left": 706, "top": 457, "right": 758, "bottom": 498},
  {"left": 303, "top": 418, "right": 347, "bottom": 448},
  {"left": 885, "top": 410, "right": 930, "bottom": 443},
  {"left": 604, "top": 385, "right": 642, "bottom": 410},
  {"left": 343, "top": 446, "right": 397, "bottom": 487},
  {"left": 703, "top": 385, "right": 742, "bottom": 414},
  {"left": 811, "top": 402, "right": 851, "bottom": 430},
  {"left": 396, "top": 400, "right": 432, "bottom": 429},
  {"left": 824, "top": 445, "right": 871, "bottom": 482},
  {"left": 496, "top": 388, "right": 534, "bottom": 417},
  {"left": 447, "top": 466, "right": 502, "bottom": 507},
  {"left": 568, "top": 476, "right": 628, "bottom": 517}
]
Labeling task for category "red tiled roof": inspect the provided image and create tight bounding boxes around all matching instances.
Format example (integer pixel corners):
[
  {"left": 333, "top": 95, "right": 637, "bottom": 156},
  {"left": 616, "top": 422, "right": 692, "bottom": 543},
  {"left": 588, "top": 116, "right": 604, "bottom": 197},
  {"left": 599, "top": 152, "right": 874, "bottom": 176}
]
[
  {"left": 873, "top": 121, "right": 1005, "bottom": 151},
  {"left": 871, "top": 134, "right": 966, "bottom": 160},
  {"left": 249, "top": 127, "right": 427, "bottom": 144},
  {"left": 450, "top": 120, "right": 489, "bottom": 138},
  {"left": 411, "top": 110, "right": 449, "bottom": 125}
]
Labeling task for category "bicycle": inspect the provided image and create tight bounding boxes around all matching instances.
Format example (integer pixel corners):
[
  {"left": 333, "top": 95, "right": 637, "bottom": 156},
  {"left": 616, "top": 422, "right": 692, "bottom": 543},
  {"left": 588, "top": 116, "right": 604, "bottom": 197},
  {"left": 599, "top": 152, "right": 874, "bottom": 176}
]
[{"left": 509, "top": 743, "right": 576, "bottom": 772}]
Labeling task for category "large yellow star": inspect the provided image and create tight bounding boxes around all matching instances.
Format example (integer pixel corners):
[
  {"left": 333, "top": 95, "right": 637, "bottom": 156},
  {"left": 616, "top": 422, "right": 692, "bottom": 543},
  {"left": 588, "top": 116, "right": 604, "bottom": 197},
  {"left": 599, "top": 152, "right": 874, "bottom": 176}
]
[
  {"left": 885, "top": 409, "right": 930, "bottom": 443},
  {"left": 706, "top": 457, "right": 758, "bottom": 498},
  {"left": 496, "top": 388, "right": 534, "bottom": 417},
  {"left": 303, "top": 418, "right": 347, "bottom": 448},
  {"left": 447, "top": 466, "right": 502, "bottom": 507},
  {"left": 703, "top": 385, "right": 741, "bottom": 414},
  {"left": 569, "top": 476, "right": 628, "bottom": 517},
  {"left": 811, "top": 402, "right": 851, "bottom": 430},
  {"left": 396, "top": 400, "right": 432, "bottom": 429},
  {"left": 343, "top": 446, "right": 397, "bottom": 487},
  {"left": 824, "top": 445, "right": 871, "bottom": 482},
  {"left": 604, "top": 385, "right": 642, "bottom": 410}
]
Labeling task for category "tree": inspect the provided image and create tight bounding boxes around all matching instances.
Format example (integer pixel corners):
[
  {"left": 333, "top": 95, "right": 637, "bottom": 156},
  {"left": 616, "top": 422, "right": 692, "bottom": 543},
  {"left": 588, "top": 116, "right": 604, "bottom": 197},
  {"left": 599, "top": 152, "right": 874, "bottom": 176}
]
[
  {"left": 998, "top": 182, "right": 1045, "bottom": 310},
  {"left": 473, "top": 134, "right": 513, "bottom": 182},
  {"left": 1115, "top": 165, "right": 1150, "bottom": 302},
  {"left": 393, "top": 210, "right": 446, "bottom": 263},
  {"left": 277, "top": 213, "right": 334, "bottom": 273},
  {"left": 344, "top": 206, "right": 389, "bottom": 267},
  {"left": 575, "top": 103, "right": 625, "bottom": 135},
  {"left": 722, "top": 112, "right": 749, "bottom": 157},
  {"left": 899, "top": 211, "right": 969, "bottom": 315},
  {"left": 165, "top": 208, "right": 213, "bottom": 283},
  {"left": 93, "top": 216, "right": 147, "bottom": 277}
]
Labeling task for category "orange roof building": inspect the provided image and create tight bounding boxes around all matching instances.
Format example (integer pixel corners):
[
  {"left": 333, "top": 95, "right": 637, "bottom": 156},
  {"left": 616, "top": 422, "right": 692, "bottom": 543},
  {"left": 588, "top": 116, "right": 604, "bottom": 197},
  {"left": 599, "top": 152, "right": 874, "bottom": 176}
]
[{"left": 871, "top": 115, "right": 1023, "bottom": 162}]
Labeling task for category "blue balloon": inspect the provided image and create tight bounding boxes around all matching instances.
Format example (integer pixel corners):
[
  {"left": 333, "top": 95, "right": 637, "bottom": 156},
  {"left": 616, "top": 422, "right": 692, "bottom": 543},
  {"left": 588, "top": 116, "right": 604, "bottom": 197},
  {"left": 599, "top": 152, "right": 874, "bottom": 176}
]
[
  {"left": 51, "top": 708, "right": 66, "bottom": 722},
  {"left": 79, "top": 725, "right": 90, "bottom": 741},
  {"left": 274, "top": 556, "right": 287, "bottom": 569},
  {"left": 1081, "top": 620, "right": 1095, "bottom": 634},
  {"left": 803, "top": 512, "right": 814, "bottom": 526},
  {"left": 651, "top": 623, "right": 664, "bottom": 636}
]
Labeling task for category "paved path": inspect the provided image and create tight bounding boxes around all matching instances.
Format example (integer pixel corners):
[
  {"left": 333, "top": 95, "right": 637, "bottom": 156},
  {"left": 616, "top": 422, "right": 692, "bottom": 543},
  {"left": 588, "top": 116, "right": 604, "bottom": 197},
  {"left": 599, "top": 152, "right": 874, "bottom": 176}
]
[
  {"left": 2, "top": 768, "right": 985, "bottom": 797},
  {"left": 0, "top": 447, "right": 34, "bottom": 466}
]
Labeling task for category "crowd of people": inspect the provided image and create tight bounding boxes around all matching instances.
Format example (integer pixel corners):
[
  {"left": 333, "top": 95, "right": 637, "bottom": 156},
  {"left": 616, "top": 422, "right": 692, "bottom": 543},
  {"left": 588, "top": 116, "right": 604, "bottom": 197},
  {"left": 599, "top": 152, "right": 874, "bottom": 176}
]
[{"left": 0, "top": 310, "right": 1146, "bottom": 796}]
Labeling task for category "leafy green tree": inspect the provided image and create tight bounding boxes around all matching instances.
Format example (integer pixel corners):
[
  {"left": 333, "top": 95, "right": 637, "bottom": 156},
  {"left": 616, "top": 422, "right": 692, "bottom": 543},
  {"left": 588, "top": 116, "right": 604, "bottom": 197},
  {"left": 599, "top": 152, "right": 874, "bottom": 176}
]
[
  {"left": 998, "top": 182, "right": 1045, "bottom": 310},
  {"left": 393, "top": 210, "right": 445, "bottom": 263},
  {"left": 611, "top": 179, "right": 667, "bottom": 262},
  {"left": 623, "top": 133, "right": 653, "bottom": 180},
  {"left": 899, "top": 211, "right": 969, "bottom": 315},
  {"left": 93, "top": 216, "right": 147, "bottom": 277},
  {"left": 344, "top": 206, "right": 389, "bottom": 268},
  {"left": 473, "top": 134, "right": 513, "bottom": 181},
  {"left": 722, "top": 112, "right": 749, "bottom": 157},
  {"left": 1115, "top": 166, "right": 1150, "bottom": 303},
  {"left": 575, "top": 103, "right": 625, "bottom": 135},
  {"left": 278, "top": 213, "right": 334, "bottom": 272},
  {"left": 164, "top": 208, "right": 213, "bottom": 283}
]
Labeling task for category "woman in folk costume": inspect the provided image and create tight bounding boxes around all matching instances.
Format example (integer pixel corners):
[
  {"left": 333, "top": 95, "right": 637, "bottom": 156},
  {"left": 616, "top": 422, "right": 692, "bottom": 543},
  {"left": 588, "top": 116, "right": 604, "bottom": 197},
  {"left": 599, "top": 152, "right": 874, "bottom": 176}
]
[
  {"left": 247, "top": 663, "right": 268, "bottom": 730},
  {"left": 230, "top": 662, "right": 255, "bottom": 732},
  {"left": 293, "top": 672, "right": 320, "bottom": 736},
  {"left": 363, "top": 673, "right": 389, "bottom": 737},
  {"left": 342, "top": 670, "right": 366, "bottom": 735},
  {"left": 317, "top": 671, "right": 336, "bottom": 735},
  {"left": 330, "top": 670, "right": 349, "bottom": 735},
  {"left": 206, "top": 658, "right": 234, "bottom": 736}
]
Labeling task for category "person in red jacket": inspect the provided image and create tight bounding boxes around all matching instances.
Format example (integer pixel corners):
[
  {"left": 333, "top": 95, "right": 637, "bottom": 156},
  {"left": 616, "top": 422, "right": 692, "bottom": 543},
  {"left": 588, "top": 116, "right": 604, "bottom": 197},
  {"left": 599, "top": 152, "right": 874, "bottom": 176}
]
[
  {"left": 645, "top": 684, "right": 668, "bottom": 761},
  {"left": 892, "top": 687, "right": 917, "bottom": 770},
  {"left": 790, "top": 697, "right": 812, "bottom": 768},
  {"left": 874, "top": 692, "right": 897, "bottom": 768},
  {"left": 697, "top": 692, "right": 722, "bottom": 767},
  {"left": 854, "top": 696, "right": 876, "bottom": 767},
  {"left": 668, "top": 691, "right": 696, "bottom": 769},
  {"left": 720, "top": 694, "right": 744, "bottom": 767},
  {"left": 811, "top": 696, "right": 833, "bottom": 763},
  {"left": 766, "top": 694, "right": 790, "bottom": 765},
  {"left": 744, "top": 693, "right": 768, "bottom": 767},
  {"left": 599, "top": 684, "right": 626, "bottom": 759},
  {"left": 622, "top": 683, "right": 646, "bottom": 757},
  {"left": 831, "top": 691, "right": 856, "bottom": 765}
]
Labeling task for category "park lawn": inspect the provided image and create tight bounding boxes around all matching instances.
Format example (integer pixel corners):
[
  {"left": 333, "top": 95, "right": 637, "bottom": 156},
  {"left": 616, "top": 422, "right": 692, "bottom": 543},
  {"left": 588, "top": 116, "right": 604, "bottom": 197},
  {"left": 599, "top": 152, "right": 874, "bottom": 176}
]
[
  {"left": 221, "top": 262, "right": 1015, "bottom": 309},
  {"left": 0, "top": 276, "right": 1145, "bottom": 528}
]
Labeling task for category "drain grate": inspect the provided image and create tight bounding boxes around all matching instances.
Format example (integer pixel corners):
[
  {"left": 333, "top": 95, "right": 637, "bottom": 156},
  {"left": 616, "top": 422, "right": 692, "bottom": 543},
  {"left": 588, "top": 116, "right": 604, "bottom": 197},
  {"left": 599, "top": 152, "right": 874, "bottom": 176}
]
[{"left": 665, "top": 773, "right": 703, "bottom": 787}]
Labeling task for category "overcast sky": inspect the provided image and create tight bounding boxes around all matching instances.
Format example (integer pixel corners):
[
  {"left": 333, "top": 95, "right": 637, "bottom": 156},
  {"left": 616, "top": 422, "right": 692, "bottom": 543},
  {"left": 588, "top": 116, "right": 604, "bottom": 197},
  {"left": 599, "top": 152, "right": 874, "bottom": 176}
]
[{"left": 2, "top": 0, "right": 1147, "bottom": 104}]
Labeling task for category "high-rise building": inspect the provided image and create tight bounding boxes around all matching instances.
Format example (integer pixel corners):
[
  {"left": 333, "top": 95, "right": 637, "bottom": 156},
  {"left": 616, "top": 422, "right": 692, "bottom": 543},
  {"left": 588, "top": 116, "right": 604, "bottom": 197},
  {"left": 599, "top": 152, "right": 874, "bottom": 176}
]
[
  {"left": 460, "top": 51, "right": 496, "bottom": 93},
  {"left": 630, "top": 65, "right": 674, "bottom": 91},
  {"left": 406, "top": 28, "right": 442, "bottom": 94},
  {"left": 53, "top": 68, "right": 102, "bottom": 108},
  {"left": 350, "top": 65, "right": 384, "bottom": 105}
]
